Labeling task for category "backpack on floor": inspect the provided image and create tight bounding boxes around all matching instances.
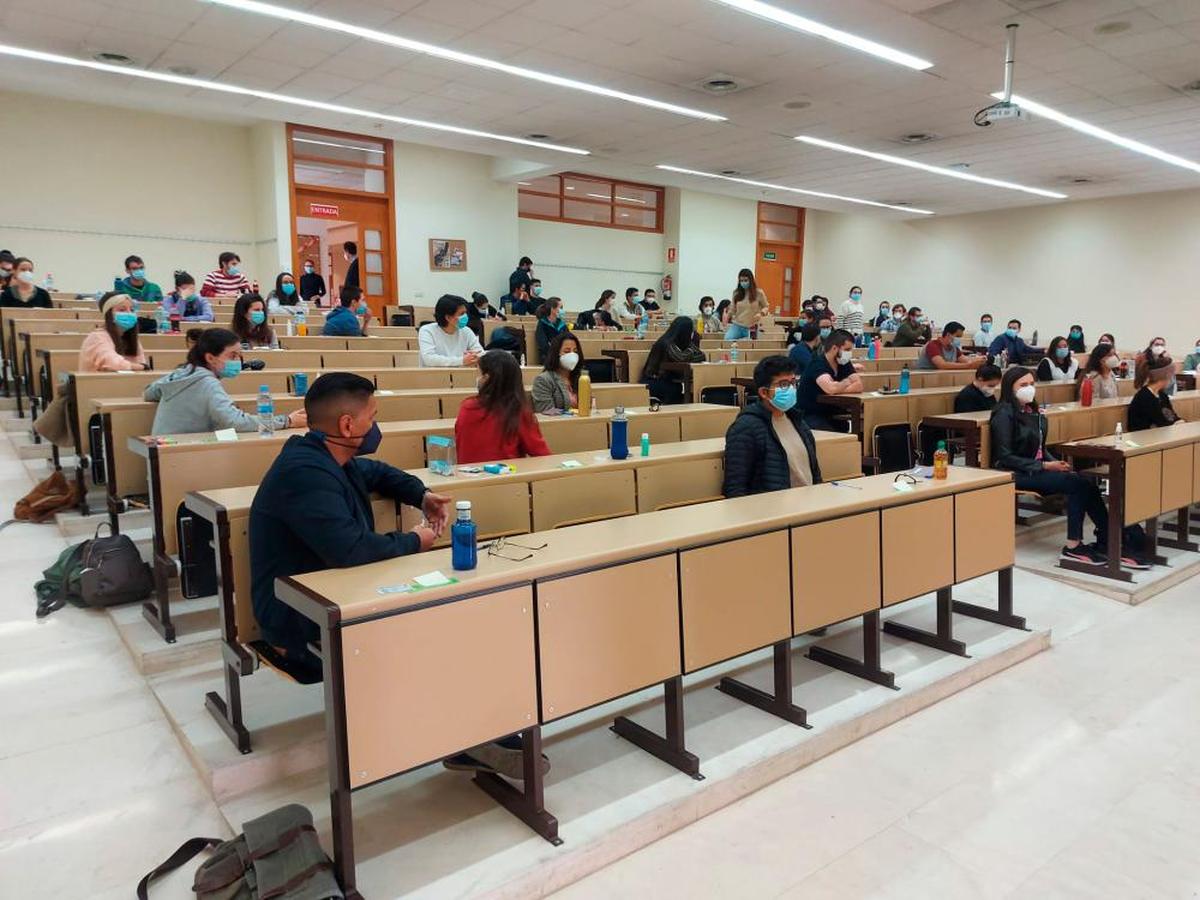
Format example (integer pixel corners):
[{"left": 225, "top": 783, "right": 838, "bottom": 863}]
[
  {"left": 35, "top": 523, "right": 153, "bottom": 618},
  {"left": 14, "top": 468, "right": 79, "bottom": 523},
  {"left": 137, "top": 804, "right": 344, "bottom": 900}
]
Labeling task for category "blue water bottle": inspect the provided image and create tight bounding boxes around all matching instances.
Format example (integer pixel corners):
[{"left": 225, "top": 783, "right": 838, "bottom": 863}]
[
  {"left": 451, "top": 500, "right": 477, "bottom": 571},
  {"left": 867, "top": 340, "right": 877, "bottom": 360},
  {"left": 898, "top": 364, "right": 911, "bottom": 395},
  {"left": 610, "top": 406, "right": 629, "bottom": 460}
]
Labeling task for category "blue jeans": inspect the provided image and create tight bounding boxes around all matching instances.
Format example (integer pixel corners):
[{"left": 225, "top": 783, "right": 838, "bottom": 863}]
[{"left": 724, "top": 323, "right": 751, "bottom": 341}]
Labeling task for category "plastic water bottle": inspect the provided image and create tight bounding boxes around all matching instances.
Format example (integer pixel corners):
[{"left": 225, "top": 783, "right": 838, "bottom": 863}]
[
  {"left": 295, "top": 308, "right": 308, "bottom": 337},
  {"left": 933, "top": 440, "right": 949, "bottom": 479},
  {"left": 43, "top": 272, "right": 55, "bottom": 291},
  {"left": 156, "top": 306, "right": 169, "bottom": 334},
  {"left": 641, "top": 432, "right": 651, "bottom": 457},
  {"left": 1114, "top": 423, "right": 1123, "bottom": 446},
  {"left": 257, "top": 385, "right": 274, "bottom": 436},
  {"left": 451, "top": 500, "right": 478, "bottom": 571},
  {"left": 899, "top": 364, "right": 911, "bottom": 395},
  {"left": 867, "top": 340, "right": 877, "bottom": 361},
  {"left": 610, "top": 407, "right": 629, "bottom": 460},
  {"left": 730, "top": 342, "right": 740, "bottom": 363}
]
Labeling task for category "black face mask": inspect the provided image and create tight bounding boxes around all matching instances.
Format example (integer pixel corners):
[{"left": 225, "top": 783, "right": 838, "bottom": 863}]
[{"left": 312, "top": 422, "right": 382, "bottom": 457}]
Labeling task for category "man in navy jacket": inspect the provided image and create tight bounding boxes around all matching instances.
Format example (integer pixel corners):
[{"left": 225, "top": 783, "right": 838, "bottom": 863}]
[
  {"left": 988, "top": 317, "right": 1042, "bottom": 362},
  {"left": 250, "top": 372, "right": 450, "bottom": 679}
]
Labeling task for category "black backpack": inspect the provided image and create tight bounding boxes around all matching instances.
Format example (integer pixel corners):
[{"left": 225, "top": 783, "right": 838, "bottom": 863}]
[{"left": 35, "top": 523, "right": 154, "bottom": 617}]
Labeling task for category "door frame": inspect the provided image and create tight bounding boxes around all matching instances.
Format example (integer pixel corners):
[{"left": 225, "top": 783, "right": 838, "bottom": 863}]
[
  {"left": 754, "top": 202, "right": 805, "bottom": 316},
  {"left": 286, "top": 123, "right": 398, "bottom": 313}
]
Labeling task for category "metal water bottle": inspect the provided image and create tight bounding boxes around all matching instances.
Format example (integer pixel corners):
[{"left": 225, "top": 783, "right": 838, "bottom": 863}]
[{"left": 610, "top": 406, "right": 629, "bottom": 460}]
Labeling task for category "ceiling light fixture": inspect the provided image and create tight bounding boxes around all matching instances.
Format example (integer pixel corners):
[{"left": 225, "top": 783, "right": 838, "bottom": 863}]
[
  {"left": 656, "top": 164, "right": 933, "bottom": 215},
  {"left": 707, "top": 0, "right": 933, "bottom": 71},
  {"left": 795, "top": 135, "right": 1067, "bottom": 199},
  {"left": 990, "top": 92, "right": 1200, "bottom": 175},
  {"left": 0, "top": 43, "right": 589, "bottom": 155},
  {"left": 204, "top": 0, "right": 726, "bottom": 122}
]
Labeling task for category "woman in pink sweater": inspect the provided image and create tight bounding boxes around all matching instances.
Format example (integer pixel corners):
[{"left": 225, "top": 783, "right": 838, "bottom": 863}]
[{"left": 79, "top": 292, "right": 149, "bottom": 372}]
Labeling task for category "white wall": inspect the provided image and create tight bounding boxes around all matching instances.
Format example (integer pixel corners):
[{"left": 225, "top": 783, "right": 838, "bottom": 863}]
[
  {"left": 393, "top": 143, "right": 518, "bottom": 305},
  {"left": 803, "top": 189, "right": 1200, "bottom": 348},
  {"left": 0, "top": 90, "right": 258, "bottom": 294},
  {"left": 249, "top": 121, "right": 291, "bottom": 279},
  {"left": 518, "top": 217, "right": 664, "bottom": 312},
  {"left": 675, "top": 189, "right": 759, "bottom": 315}
]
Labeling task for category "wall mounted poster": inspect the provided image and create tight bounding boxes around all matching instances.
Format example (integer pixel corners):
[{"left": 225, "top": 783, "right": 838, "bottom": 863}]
[{"left": 429, "top": 239, "right": 467, "bottom": 271}]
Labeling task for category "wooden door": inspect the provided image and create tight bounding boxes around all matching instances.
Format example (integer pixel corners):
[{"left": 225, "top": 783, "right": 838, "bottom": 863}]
[
  {"left": 294, "top": 190, "right": 393, "bottom": 316},
  {"left": 755, "top": 243, "right": 800, "bottom": 317}
]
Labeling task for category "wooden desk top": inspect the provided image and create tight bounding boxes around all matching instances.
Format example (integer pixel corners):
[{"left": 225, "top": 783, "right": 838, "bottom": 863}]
[
  {"left": 1060, "top": 420, "right": 1200, "bottom": 458},
  {"left": 280, "top": 467, "right": 1010, "bottom": 622},
  {"left": 923, "top": 390, "right": 1200, "bottom": 428}
]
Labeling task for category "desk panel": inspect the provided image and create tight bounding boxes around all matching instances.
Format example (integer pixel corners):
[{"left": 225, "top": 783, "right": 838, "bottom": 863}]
[
  {"left": 631, "top": 413, "right": 682, "bottom": 446},
  {"left": 539, "top": 417, "right": 608, "bottom": 454},
  {"left": 955, "top": 485, "right": 1015, "bottom": 582},
  {"left": 637, "top": 458, "right": 723, "bottom": 512},
  {"left": 1125, "top": 451, "right": 1162, "bottom": 525},
  {"left": 1160, "top": 445, "right": 1192, "bottom": 514},
  {"left": 537, "top": 556, "right": 679, "bottom": 720},
  {"left": 343, "top": 586, "right": 537, "bottom": 787},
  {"left": 1091, "top": 405, "right": 1126, "bottom": 438},
  {"left": 1195, "top": 443, "right": 1200, "bottom": 505},
  {"left": 680, "top": 408, "right": 736, "bottom": 441},
  {"left": 681, "top": 531, "right": 790, "bottom": 672},
  {"left": 792, "top": 511, "right": 880, "bottom": 632},
  {"left": 882, "top": 497, "right": 954, "bottom": 605},
  {"left": 402, "top": 481, "right": 530, "bottom": 547},
  {"left": 531, "top": 468, "right": 636, "bottom": 530},
  {"left": 374, "top": 369, "right": 454, "bottom": 390}
]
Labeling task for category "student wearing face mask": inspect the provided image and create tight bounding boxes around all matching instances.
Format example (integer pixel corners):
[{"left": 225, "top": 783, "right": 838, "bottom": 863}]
[
  {"left": 322, "top": 287, "right": 372, "bottom": 338},
  {"left": 726, "top": 268, "right": 769, "bottom": 341},
  {"left": 0, "top": 250, "right": 14, "bottom": 288},
  {"left": 697, "top": 296, "right": 722, "bottom": 335},
  {"left": 878, "top": 303, "right": 905, "bottom": 334},
  {"left": 532, "top": 332, "right": 585, "bottom": 414},
  {"left": 1129, "top": 355, "right": 1182, "bottom": 431},
  {"left": 1136, "top": 337, "right": 1176, "bottom": 396},
  {"left": 1079, "top": 344, "right": 1120, "bottom": 401},
  {"left": 456, "top": 349, "right": 552, "bottom": 464},
  {"left": 619, "top": 287, "right": 645, "bottom": 331},
  {"left": 798, "top": 328, "right": 863, "bottom": 432},
  {"left": 0, "top": 257, "right": 52, "bottom": 308},
  {"left": 836, "top": 285, "right": 866, "bottom": 337},
  {"left": 973, "top": 314, "right": 994, "bottom": 350},
  {"left": 640, "top": 288, "right": 662, "bottom": 315},
  {"left": 954, "top": 364, "right": 1002, "bottom": 413},
  {"left": 418, "top": 294, "right": 483, "bottom": 366},
  {"left": 589, "top": 290, "right": 618, "bottom": 330},
  {"left": 816, "top": 313, "right": 834, "bottom": 342},
  {"left": 232, "top": 292, "right": 279, "bottom": 349},
  {"left": 872, "top": 301, "right": 891, "bottom": 328},
  {"left": 917, "top": 322, "right": 984, "bottom": 370},
  {"left": 1184, "top": 339, "right": 1200, "bottom": 374},
  {"left": 535, "top": 298, "right": 567, "bottom": 360},
  {"left": 79, "top": 292, "right": 148, "bottom": 372},
  {"left": 990, "top": 367, "right": 1146, "bottom": 569},
  {"left": 249, "top": 372, "right": 449, "bottom": 683},
  {"left": 144, "top": 328, "right": 305, "bottom": 435},
  {"left": 1066, "top": 324, "right": 1087, "bottom": 353},
  {"left": 299, "top": 258, "right": 326, "bottom": 306},
  {"left": 987, "top": 318, "right": 1040, "bottom": 362},
  {"left": 1036, "top": 336, "right": 1079, "bottom": 383},
  {"left": 788, "top": 323, "right": 822, "bottom": 372},
  {"left": 201, "top": 251, "right": 252, "bottom": 298},
  {"left": 266, "top": 272, "right": 302, "bottom": 314},
  {"left": 114, "top": 254, "right": 163, "bottom": 304},
  {"left": 891, "top": 306, "right": 931, "bottom": 347},
  {"left": 162, "top": 271, "right": 215, "bottom": 322},
  {"left": 723, "top": 355, "right": 823, "bottom": 497}
]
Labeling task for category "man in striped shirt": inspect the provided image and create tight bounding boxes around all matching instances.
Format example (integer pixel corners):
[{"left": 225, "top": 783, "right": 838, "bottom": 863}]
[{"left": 200, "top": 251, "right": 252, "bottom": 298}]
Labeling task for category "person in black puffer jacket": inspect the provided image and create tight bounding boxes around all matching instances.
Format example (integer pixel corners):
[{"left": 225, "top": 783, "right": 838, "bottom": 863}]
[{"left": 723, "top": 355, "right": 824, "bottom": 497}]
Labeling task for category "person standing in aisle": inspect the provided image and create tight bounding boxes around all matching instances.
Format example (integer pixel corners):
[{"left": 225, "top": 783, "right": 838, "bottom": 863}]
[
  {"left": 836, "top": 286, "right": 866, "bottom": 339},
  {"left": 726, "top": 268, "right": 768, "bottom": 341}
]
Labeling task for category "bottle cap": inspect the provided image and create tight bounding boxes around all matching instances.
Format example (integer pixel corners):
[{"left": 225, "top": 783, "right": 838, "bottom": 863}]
[
  {"left": 456, "top": 500, "right": 472, "bottom": 510},
  {"left": 937, "top": 440, "right": 946, "bottom": 449},
  {"left": 260, "top": 385, "right": 268, "bottom": 391},
  {"left": 641, "top": 432, "right": 649, "bottom": 439}
]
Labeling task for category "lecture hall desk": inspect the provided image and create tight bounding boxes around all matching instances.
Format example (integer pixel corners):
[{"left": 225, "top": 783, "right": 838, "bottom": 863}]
[
  {"left": 274, "top": 466, "right": 1018, "bottom": 896},
  {"left": 184, "top": 432, "right": 861, "bottom": 752},
  {"left": 1058, "top": 420, "right": 1200, "bottom": 583},
  {"left": 131, "top": 404, "right": 737, "bottom": 641}
]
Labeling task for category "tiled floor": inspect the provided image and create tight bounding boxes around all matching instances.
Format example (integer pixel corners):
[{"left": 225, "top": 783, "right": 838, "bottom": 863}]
[{"left": 3, "top": 414, "right": 1199, "bottom": 899}]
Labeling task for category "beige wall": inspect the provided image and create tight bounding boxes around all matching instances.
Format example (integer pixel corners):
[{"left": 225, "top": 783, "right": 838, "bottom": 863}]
[
  {"left": 803, "top": 189, "right": 1200, "bottom": 349},
  {"left": 0, "top": 90, "right": 258, "bottom": 294},
  {"left": 674, "top": 189, "right": 759, "bottom": 317}
]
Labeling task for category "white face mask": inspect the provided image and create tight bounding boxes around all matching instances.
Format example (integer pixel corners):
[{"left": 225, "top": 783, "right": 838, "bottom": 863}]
[
  {"left": 979, "top": 385, "right": 997, "bottom": 397},
  {"left": 893, "top": 312, "right": 904, "bottom": 321},
  {"left": 1106, "top": 355, "right": 1121, "bottom": 370},
  {"left": 559, "top": 352, "right": 580, "bottom": 370},
  {"left": 837, "top": 349, "right": 853, "bottom": 365},
  {"left": 1015, "top": 385, "right": 1037, "bottom": 405},
  {"left": 16, "top": 271, "right": 35, "bottom": 285},
  {"left": 1151, "top": 344, "right": 1166, "bottom": 356}
]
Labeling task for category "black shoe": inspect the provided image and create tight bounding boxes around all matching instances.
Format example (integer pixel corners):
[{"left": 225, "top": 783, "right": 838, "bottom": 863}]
[
  {"left": 1120, "top": 551, "right": 1152, "bottom": 570},
  {"left": 1061, "top": 544, "right": 1105, "bottom": 566}
]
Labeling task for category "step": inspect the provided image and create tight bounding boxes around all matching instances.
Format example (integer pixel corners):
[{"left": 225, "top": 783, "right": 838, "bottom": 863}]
[
  {"left": 56, "top": 508, "right": 153, "bottom": 539},
  {"left": 109, "top": 594, "right": 222, "bottom": 675}
]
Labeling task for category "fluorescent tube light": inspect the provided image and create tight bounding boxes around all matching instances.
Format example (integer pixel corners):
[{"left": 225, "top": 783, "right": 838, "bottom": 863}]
[
  {"left": 206, "top": 0, "right": 727, "bottom": 122},
  {"left": 656, "top": 165, "right": 934, "bottom": 214},
  {"left": 708, "top": 0, "right": 932, "bottom": 71},
  {"left": 991, "top": 92, "right": 1200, "bottom": 175},
  {"left": 0, "top": 44, "right": 590, "bottom": 155},
  {"left": 293, "top": 136, "right": 385, "bottom": 155},
  {"left": 796, "top": 135, "right": 1067, "bottom": 199}
]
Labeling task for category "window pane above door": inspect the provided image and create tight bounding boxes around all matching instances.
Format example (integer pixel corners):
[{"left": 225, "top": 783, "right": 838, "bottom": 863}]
[{"left": 293, "top": 160, "right": 385, "bottom": 194}]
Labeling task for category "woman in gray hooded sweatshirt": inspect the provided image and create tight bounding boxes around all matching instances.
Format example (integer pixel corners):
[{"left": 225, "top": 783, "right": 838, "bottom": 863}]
[{"left": 144, "top": 328, "right": 306, "bottom": 435}]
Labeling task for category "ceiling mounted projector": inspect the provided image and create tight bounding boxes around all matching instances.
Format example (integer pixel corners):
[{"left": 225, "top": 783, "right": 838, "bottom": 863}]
[{"left": 975, "top": 24, "right": 1028, "bottom": 127}]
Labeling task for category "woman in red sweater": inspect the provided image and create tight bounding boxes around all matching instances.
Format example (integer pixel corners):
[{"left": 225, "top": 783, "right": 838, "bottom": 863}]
[{"left": 455, "top": 350, "right": 552, "bottom": 464}]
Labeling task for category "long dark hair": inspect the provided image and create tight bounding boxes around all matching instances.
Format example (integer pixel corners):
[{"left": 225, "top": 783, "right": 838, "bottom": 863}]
[
  {"left": 233, "top": 292, "right": 273, "bottom": 345},
  {"left": 477, "top": 350, "right": 530, "bottom": 439},
  {"left": 644, "top": 316, "right": 696, "bottom": 377},
  {"left": 732, "top": 267, "right": 757, "bottom": 305},
  {"left": 715, "top": 299, "right": 731, "bottom": 322},
  {"left": 1136, "top": 336, "right": 1167, "bottom": 388},
  {"left": 999, "top": 366, "right": 1033, "bottom": 407},
  {"left": 99, "top": 292, "right": 140, "bottom": 359},
  {"left": 544, "top": 331, "right": 583, "bottom": 389},
  {"left": 274, "top": 272, "right": 298, "bottom": 307},
  {"left": 186, "top": 327, "right": 239, "bottom": 372},
  {"left": 536, "top": 298, "right": 562, "bottom": 322},
  {"left": 1085, "top": 343, "right": 1115, "bottom": 376},
  {"left": 1047, "top": 336, "right": 1072, "bottom": 372},
  {"left": 595, "top": 290, "right": 615, "bottom": 310}
]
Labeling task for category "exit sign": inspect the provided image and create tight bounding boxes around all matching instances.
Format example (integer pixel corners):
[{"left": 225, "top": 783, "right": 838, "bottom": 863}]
[
  {"left": 762, "top": 250, "right": 777, "bottom": 261},
  {"left": 309, "top": 202, "right": 340, "bottom": 218}
]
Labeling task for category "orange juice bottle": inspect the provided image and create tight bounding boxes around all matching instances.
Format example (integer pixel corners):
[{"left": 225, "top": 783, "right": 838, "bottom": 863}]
[{"left": 933, "top": 440, "right": 949, "bottom": 479}]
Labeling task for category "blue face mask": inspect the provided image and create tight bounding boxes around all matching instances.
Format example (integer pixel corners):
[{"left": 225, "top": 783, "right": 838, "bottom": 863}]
[
  {"left": 281, "top": 283, "right": 295, "bottom": 295},
  {"left": 113, "top": 311, "right": 138, "bottom": 332},
  {"left": 1069, "top": 329, "right": 1081, "bottom": 339},
  {"left": 739, "top": 281, "right": 750, "bottom": 290},
  {"left": 1055, "top": 347, "right": 1070, "bottom": 360},
  {"left": 951, "top": 336, "right": 962, "bottom": 349},
  {"left": 221, "top": 359, "right": 242, "bottom": 379},
  {"left": 249, "top": 310, "right": 266, "bottom": 325},
  {"left": 1005, "top": 328, "right": 1018, "bottom": 339},
  {"left": 850, "top": 292, "right": 862, "bottom": 302},
  {"left": 227, "top": 266, "right": 240, "bottom": 276},
  {"left": 981, "top": 322, "right": 992, "bottom": 332},
  {"left": 357, "top": 304, "right": 369, "bottom": 315},
  {"left": 819, "top": 327, "right": 831, "bottom": 339},
  {"left": 130, "top": 268, "right": 146, "bottom": 280},
  {"left": 457, "top": 313, "right": 469, "bottom": 329},
  {"left": 769, "top": 384, "right": 797, "bottom": 413}
]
